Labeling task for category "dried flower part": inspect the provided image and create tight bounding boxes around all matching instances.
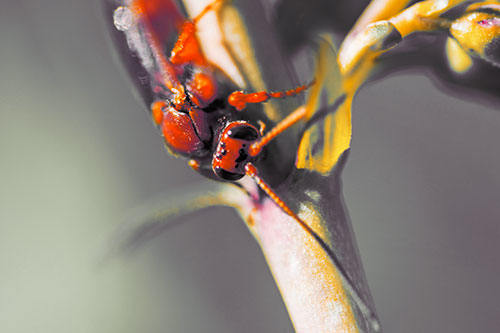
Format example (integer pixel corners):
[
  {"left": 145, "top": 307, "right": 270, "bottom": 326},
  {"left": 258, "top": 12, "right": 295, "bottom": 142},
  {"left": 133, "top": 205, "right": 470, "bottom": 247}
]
[
  {"left": 450, "top": 10, "right": 500, "bottom": 67},
  {"left": 446, "top": 37, "right": 474, "bottom": 73},
  {"left": 339, "top": 21, "right": 402, "bottom": 75}
]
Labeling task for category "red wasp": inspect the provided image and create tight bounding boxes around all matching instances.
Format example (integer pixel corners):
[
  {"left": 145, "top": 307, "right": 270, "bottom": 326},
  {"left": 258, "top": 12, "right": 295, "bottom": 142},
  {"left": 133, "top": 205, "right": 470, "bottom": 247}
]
[{"left": 108, "top": 0, "right": 314, "bottom": 226}]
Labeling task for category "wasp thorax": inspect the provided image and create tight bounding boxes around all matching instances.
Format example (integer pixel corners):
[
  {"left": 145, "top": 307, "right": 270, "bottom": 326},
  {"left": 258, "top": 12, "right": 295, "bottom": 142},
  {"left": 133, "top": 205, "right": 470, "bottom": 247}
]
[{"left": 212, "top": 122, "right": 260, "bottom": 181}]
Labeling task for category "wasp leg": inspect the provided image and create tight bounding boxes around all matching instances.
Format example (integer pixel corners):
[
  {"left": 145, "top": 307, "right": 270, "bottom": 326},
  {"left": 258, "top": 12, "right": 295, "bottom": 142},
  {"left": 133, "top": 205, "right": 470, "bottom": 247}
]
[
  {"left": 192, "top": 0, "right": 227, "bottom": 25},
  {"left": 227, "top": 80, "right": 315, "bottom": 111},
  {"left": 170, "top": 0, "right": 226, "bottom": 66},
  {"left": 257, "top": 120, "right": 266, "bottom": 136},
  {"left": 151, "top": 100, "right": 167, "bottom": 125},
  {"left": 249, "top": 105, "right": 308, "bottom": 157},
  {"left": 188, "top": 159, "right": 201, "bottom": 172}
]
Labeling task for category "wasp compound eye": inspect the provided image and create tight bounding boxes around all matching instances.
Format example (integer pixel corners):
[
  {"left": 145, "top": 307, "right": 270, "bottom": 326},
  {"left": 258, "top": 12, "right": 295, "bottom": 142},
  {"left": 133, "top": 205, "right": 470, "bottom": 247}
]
[
  {"left": 227, "top": 125, "right": 260, "bottom": 141},
  {"left": 161, "top": 106, "right": 206, "bottom": 157}
]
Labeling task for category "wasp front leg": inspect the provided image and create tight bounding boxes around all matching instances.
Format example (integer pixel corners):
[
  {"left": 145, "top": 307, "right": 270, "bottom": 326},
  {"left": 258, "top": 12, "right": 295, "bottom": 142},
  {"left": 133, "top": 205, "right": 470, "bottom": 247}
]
[
  {"left": 188, "top": 159, "right": 201, "bottom": 171},
  {"left": 227, "top": 81, "right": 315, "bottom": 111}
]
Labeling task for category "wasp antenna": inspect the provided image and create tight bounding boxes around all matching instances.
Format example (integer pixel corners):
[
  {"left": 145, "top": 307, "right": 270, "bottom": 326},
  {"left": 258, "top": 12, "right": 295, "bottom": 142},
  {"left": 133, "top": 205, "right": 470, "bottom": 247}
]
[
  {"left": 244, "top": 162, "right": 380, "bottom": 329},
  {"left": 249, "top": 105, "right": 308, "bottom": 157}
]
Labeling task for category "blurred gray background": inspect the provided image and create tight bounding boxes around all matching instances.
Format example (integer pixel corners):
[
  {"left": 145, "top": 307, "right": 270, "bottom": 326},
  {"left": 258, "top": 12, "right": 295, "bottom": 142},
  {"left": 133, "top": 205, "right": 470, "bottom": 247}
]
[{"left": 1, "top": 1, "right": 499, "bottom": 332}]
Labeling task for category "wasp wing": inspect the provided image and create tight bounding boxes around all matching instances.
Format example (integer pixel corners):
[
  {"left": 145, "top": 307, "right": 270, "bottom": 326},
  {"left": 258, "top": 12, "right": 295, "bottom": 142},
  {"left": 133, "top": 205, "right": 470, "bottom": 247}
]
[{"left": 104, "top": 0, "right": 185, "bottom": 108}]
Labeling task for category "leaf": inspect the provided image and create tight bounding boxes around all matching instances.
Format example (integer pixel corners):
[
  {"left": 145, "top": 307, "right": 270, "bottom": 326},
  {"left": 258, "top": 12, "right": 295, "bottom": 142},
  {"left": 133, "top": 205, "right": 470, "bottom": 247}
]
[
  {"left": 112, "top": 180, "right": 236, "bottom": 256},
  {"left": 296, "top": 35, "right": 349, "bottom": 175}
]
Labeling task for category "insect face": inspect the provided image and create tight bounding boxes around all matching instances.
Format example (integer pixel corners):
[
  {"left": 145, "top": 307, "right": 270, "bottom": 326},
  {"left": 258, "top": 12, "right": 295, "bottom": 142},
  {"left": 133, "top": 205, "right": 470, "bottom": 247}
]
[
  {"left": 109, "top": 0, "right": 315, "bottom": 236},
  {"left": 212, "top": 121, "right": 260, "bottom": 181}
]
